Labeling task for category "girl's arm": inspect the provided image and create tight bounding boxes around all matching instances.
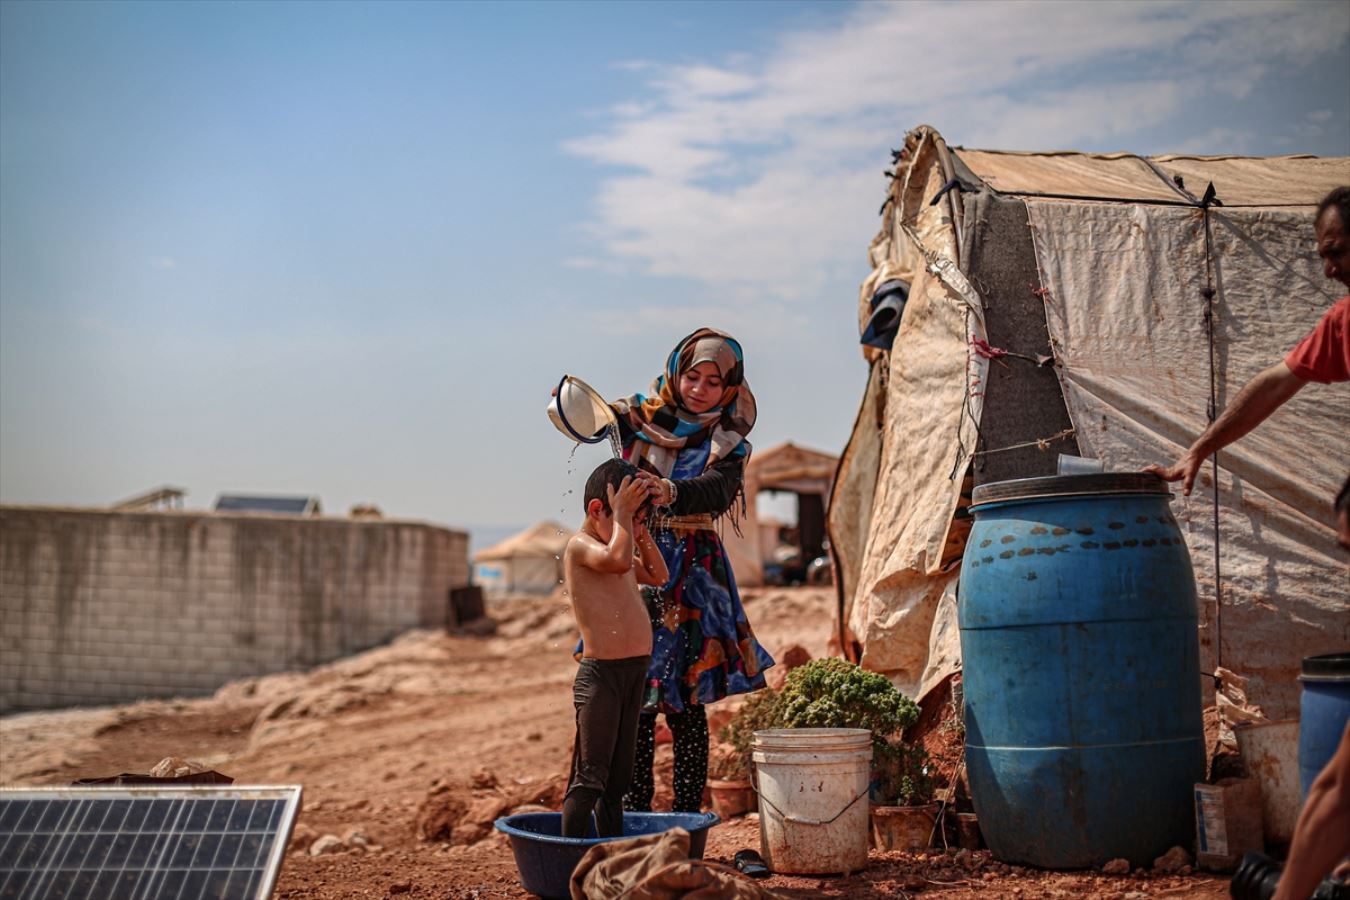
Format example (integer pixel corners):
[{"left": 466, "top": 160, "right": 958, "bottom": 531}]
[{"left": 664, "top": 456, "right": 744, "bottom": 517}]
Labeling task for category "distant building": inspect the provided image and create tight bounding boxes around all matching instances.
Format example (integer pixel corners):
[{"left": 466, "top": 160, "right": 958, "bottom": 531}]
[{"left": 1, "top": 498, "right": 468, "bottom": 713}]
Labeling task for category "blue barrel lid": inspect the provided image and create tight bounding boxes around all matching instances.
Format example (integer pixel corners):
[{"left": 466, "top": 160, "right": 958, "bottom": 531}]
[
  {"left": 1301, "top": 652, "right": 1350, "bottom": 682},
  {"left": 971, "top": 473, "right": 1170, "bottom": 508}
]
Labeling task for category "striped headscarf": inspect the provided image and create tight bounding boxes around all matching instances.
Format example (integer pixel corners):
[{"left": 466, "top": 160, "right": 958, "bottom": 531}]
[{"left": 612, "top": 328, "right": 757, "bottom": 477}]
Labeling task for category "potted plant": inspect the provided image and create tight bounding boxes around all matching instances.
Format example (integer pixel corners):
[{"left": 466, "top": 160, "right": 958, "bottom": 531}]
[
  {"left": 774, "top": 658, "right": 932, "bottom": 851},
  {"left": 710, "top": 687, "right": 781, "bottom": 818},
  {"left": 869, "top": 741, "right": 940, "bottom": 851}
]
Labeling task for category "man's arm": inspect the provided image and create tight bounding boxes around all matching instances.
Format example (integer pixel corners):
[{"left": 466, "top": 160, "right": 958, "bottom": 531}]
[
  {"left": 1145, "top": 361, "right": 1307, "bottom": 495},
  {"left": 632, "top": 521, "right": 669, "bottom": 587},
  {"left": 1273, "top": 722, "right": 1350, "bottom": 900}
]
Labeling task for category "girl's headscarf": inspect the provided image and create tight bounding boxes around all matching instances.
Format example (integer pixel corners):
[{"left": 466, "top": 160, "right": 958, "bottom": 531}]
[{"left": 612, "top": 327, "right": 757, "bottom": 477}]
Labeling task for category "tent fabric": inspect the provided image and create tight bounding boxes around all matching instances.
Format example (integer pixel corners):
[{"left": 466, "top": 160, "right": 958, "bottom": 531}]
[
  {"left": 829, "top": 359, "right": 885, "bottom": 656},
  {"left": 474, "top": 521, "right": 568, "bottom": 561},
  {"left": 834, "top": 124, "right": 1349, "bottom": 716},
  {"left": 474, "top": 520, "right": 568, "bottom": 597},
  {"left": 960, "top": 189, "right": 1081, "bottom": 484},
  {"left": 1027, "top": 199, "right": 1350, "bottom": 717},
  {"left": 840, "top": 128, "right": 990, "bottom": 696},
  {"left": 1151, "top": 156, "right": 1346, "bottom": 207},
  {"left": 955, "top": 148, "right": 1185, "bottom": 203},
  {"left": 956, "top": 149, "right": 1346, "bottom": 208}
]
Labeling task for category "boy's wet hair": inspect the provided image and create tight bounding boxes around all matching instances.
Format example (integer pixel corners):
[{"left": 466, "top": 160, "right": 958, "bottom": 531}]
[{"left": 584, "top": 458, "right": 640, "bottom": 514}]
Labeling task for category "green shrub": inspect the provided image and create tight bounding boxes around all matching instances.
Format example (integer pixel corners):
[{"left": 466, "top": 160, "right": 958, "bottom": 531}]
[
  {"left": 778, "top": 658, "right": 929, "bottom": 804},
  {"left": 777, "top": 658, "right": 919, "bottom": 742},
  {"left": 874, "top": 741, "right": 935, "bottom": 806}
]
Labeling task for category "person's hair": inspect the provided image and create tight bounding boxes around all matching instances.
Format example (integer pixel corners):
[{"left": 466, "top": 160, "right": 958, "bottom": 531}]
[
  {"left": 1336, "top": 473, "right": 1350, "bottom": 518},
  {"left": 583, "top": 458, "right": 639, "bottom": 515},
  {"left": 1316, "top": 187, "right": 1350, "bottom": 230}
]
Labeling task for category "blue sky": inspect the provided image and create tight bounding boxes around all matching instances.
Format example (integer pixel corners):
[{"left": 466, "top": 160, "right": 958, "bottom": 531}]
[{"left": 2, "top": 0, "right": 1348, "bottom": 548}]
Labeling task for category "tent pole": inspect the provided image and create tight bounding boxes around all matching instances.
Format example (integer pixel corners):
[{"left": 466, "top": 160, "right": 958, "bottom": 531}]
[{"left": 1200, "top": 188, "right": 1224, "bottom": 673}]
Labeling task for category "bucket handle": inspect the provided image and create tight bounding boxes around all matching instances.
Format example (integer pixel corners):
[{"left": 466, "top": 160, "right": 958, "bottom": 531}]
[{"left": 751, "top": 770, "right": 871, "bottom": 827}]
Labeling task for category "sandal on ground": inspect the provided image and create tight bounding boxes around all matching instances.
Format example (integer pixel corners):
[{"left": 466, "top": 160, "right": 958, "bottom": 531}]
[{"left": 733, "top": 849, "right": 769, "bottom": 878}]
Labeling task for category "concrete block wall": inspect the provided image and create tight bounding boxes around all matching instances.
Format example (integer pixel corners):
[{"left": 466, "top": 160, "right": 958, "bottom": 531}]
[{"left": 0, "top": 506, "right": 469, "bottom": 713}]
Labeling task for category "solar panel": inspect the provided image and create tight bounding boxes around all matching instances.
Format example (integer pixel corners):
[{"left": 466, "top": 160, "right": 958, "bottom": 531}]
[
  {"left": 213, "top": 495, "right": 319, "bottom": 515},
  {"left": 0, "top": 785, "right": 302, "bottom": 900}
]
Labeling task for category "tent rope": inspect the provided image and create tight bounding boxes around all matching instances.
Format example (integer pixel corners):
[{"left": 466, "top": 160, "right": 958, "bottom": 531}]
[
  {"left": 973, "top": 428, "right": 1076, "bottom": 457},
  {"left": 1199, "top": 182, "right": 1224, "bottom": 672}
]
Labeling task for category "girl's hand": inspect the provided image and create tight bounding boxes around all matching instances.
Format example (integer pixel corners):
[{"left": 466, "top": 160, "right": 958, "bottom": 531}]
[{"left": 634, "top": 470, "right": 675, "bottom": 506}]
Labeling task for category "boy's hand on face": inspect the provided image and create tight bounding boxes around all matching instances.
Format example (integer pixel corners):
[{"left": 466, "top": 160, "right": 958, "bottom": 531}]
[{"left": 608, "top": 475, "right": 652, "bottom": 522}]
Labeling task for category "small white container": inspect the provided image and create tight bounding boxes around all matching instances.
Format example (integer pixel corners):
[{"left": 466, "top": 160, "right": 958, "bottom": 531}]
[{"left": 547, "top": 375, "right": 616, "bottom": 444}]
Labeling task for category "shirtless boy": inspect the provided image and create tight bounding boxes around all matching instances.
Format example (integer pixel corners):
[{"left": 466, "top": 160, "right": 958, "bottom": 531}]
[{"left": 561, "top": 459, "right": 670, "bottom": 838}]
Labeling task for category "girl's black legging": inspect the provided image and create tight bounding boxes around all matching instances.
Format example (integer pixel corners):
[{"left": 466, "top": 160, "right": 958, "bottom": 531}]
[{"left": 622, "top": 706, "right": 708, "bottom": 813}]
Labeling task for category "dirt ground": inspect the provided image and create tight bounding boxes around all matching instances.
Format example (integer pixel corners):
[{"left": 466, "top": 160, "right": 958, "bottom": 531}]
[{"left": 1, "top": 587, "right": 1230, "bottom": 899}]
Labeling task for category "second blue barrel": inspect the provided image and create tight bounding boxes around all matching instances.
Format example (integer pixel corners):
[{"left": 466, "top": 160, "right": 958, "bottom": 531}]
[
  {"left": 959, "top": 474, "right": 1205, "bottom": 869},
  {"left": 1299, "top": 652, "right": 1350, "bottom": 796}
]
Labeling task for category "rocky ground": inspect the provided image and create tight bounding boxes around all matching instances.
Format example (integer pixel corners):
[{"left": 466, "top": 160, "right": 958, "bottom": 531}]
[{"left": 1, "top": 587, "right": 1230, "bottom": 898}]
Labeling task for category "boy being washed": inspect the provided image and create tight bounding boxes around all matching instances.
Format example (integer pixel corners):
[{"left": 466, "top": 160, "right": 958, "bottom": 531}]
[{"left": 561, "top": 459, "right": 670, "bottom": 838}]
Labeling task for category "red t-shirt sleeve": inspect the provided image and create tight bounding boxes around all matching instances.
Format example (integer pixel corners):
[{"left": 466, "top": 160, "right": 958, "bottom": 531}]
[{"left": 1285, "top": 295, "right": 1350, "bottom": 384}]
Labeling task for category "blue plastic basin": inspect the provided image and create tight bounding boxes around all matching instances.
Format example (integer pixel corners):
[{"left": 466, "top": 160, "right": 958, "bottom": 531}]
[{"left": 493, "top": 811, "right": 720, "bottom": 899}]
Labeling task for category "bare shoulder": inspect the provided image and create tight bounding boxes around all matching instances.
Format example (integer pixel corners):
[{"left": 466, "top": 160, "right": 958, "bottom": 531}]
[
  {"left": 566, "top": 532, "right": 598, "bottom": 554},
  {"left": 565, "top": 532, "right": 602, "bottom": 565}
]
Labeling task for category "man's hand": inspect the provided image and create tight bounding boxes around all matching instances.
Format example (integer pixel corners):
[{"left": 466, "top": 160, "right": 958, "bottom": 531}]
[
  {"left": 1144, "top": 455, "right": 1205, "bottom": 497},
  {"left": 1144, "top": 361, "right": 1306, "bottom": 497}
]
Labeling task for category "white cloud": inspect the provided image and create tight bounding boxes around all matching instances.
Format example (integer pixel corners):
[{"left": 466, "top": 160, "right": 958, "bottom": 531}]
[
  {"left": 565, "top": 0, "right": 1350, "bottom": 296},
  {"left": 149, "top": 256, "right": 176, "bottom": 270},
  {"left": 562, "top": 256, "right": 625, "bottom": 274},
  {"left": 585, "top": 301, "right": 810, "bottom": 343},
  {"left": 1171, "top": 127, "right": 1259, "bottom": 156}
]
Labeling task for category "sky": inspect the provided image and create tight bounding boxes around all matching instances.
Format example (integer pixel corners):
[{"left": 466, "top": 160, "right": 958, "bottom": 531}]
[{"left": 2, "top": 0, "right": 1348, "bottom": 550}]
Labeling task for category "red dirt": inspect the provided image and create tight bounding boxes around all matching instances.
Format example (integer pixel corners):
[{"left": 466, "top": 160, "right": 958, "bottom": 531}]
[{"left": 1, "top": 587, "right": 1230, "bottom": 899}]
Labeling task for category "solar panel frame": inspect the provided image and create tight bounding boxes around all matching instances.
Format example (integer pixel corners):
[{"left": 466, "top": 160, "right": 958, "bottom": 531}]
[{"left": 0, "top": 785, "right": 302, "bottom": 900}]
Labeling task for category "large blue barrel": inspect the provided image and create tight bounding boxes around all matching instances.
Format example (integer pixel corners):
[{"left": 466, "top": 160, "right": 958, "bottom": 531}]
[
  {"left": 959, "top": 474, "right": 1205, "bottom": 869},
  {"left": 1298, "top": 652, "right": 1350, "bottom": 796}
]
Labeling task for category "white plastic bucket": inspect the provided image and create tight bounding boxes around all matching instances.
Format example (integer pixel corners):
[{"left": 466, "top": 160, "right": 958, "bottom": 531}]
[{"left": 752, "top": 728, "right": 872, "bottom": 874}]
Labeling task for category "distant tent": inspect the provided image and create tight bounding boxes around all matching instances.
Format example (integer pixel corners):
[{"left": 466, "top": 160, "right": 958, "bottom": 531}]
[
  {"left": 725, "top": 442, "right": 838, "bottom": 587},
  {"left": 474, "top": 521, "right": 568, "bottom": 597},
  {"left": 830, "top": 125, "right": 1349, "bottom": 718},
  {"left": 214, "top": 494, "right": 321, "bottom": 516}
]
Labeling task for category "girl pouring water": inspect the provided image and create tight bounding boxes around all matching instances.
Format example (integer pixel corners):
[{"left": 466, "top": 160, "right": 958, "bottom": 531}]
[{"left": 593, "top": 327, "right": 776, "bottom": 813}]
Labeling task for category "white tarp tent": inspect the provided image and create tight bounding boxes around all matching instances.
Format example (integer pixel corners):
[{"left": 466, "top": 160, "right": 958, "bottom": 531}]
[
  {"left": 830, "top": 126, "right": 1349, "bottom": 720},
  {"left": 474, "top": 521, "right": 567, "bottom": 598},
  {"left": 724, "top": 442, "right": 838, "bottom": 586}
]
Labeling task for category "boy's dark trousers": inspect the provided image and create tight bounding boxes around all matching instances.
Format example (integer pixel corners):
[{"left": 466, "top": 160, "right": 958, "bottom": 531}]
[{"left": 561, "top": 655, "right": 650, "bottom": 838}]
